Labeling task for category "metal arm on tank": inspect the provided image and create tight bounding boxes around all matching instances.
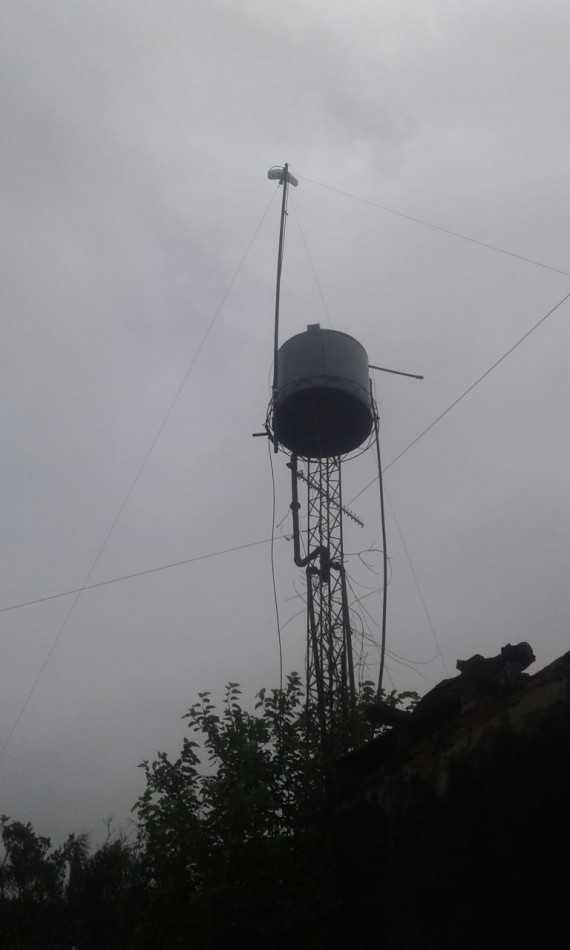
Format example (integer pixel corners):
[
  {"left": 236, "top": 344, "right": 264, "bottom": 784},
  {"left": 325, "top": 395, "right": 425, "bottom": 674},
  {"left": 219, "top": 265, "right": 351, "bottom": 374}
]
[{"left": 369, "top": 364, "right": 423, "bottom": 380}]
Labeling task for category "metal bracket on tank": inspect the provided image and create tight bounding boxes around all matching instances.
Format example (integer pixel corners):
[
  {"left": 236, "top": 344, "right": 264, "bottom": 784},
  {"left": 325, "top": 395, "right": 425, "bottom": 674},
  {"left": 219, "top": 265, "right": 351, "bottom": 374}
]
[{"left": 369, "top": 363, "right": 424, "bottom": 380}]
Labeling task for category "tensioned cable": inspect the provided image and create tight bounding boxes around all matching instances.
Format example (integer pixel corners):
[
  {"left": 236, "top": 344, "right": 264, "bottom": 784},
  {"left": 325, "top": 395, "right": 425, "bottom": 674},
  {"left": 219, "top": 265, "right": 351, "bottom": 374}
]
[
  {"left": 345, "top": 574, "right": 425, "bottom": 682},
  {"left": 272, "top": 173, "right": 290, "bottom": 409},
  {"left": 0, "top": 518, "right": 307, "bottom": 616},
  {"left": 385, "top": 487, "right": 448, "bottom": 676},
  {"left": 384, "top": 665, "right": 396, "bottom": 692},
  {"left": 345, "top": 572, "right": 377, "bottom": 627},
  {"left": 0, "top": 188, "right": 279, "bottom": 764},
  {"left": 388, "top": 648, "right": 442, "bottom": 667},
  {"left": 349, "top": 290, "right": 570, "bottom": 505},
  {"left": 364, "top": 661, "right": 400, "bottom": 692},
  {"left": 0, "top": 538, "right": 276, "bottom": 615},
  {"left": 299, "top": 174, "right": 570, "bottom": 278},
  {"left": 289, "top": 196, "right": 334, "bottom": 328}
]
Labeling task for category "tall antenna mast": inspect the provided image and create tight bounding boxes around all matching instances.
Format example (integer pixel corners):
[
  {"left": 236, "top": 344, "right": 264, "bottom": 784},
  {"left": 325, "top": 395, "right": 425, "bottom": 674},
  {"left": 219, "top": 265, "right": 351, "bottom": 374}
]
[
  {"left": 261, "top": 163, "right": 422, "bottom": 760},
  {"left": 268, "top": 164, "right": 298, "bottom": 450},
  {"left": 264, "top": 165, "right": 373, "bottom": 759}
]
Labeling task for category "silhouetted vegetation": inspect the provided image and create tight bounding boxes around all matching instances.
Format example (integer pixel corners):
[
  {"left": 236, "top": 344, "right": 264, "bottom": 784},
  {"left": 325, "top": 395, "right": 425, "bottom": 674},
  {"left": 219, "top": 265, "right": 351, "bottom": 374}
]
[
  {"left": 0, "top": 675, "right": 412, "bottom": 948},
  {"left": 2, "top": 660, "right": 570, "bottom": 947}
]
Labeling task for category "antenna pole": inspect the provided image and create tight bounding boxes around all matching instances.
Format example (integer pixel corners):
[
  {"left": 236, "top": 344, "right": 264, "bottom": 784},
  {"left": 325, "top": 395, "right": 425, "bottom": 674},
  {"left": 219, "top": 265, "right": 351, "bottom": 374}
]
[{"left": 272, "top": 163, "right": 291, "bottom": 450}]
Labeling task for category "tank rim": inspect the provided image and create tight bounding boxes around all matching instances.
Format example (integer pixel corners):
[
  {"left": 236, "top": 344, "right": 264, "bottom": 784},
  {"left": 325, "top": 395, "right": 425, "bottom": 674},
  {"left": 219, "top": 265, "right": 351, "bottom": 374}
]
[{"left": 278, "top": 326, "right": 369, "bottom": 357}]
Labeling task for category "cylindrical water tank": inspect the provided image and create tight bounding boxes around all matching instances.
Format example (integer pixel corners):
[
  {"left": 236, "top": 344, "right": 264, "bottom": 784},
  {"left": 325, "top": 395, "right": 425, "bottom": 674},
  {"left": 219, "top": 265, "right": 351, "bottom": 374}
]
[{"left": 274, "top": 324, "right": 373, "bottom": 458}]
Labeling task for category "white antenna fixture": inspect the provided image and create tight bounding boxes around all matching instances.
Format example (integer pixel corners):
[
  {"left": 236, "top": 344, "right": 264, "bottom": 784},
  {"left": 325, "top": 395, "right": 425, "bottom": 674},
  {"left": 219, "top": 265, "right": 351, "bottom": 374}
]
[{"left": 267, "top": 165, "right": 299, "bottom": 187}]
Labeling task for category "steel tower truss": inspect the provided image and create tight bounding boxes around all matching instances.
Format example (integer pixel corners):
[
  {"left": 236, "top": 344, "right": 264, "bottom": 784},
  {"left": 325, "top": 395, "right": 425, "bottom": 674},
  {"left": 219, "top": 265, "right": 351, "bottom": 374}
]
[{"left": 291, "top": 455, "right": 362, "bottom": 757}]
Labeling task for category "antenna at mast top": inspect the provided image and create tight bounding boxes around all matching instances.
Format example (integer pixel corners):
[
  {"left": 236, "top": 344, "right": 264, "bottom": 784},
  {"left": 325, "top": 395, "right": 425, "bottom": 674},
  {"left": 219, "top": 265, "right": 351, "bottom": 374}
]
[{"left": 267, "top": 165, "right": 299, "bottom": 187}]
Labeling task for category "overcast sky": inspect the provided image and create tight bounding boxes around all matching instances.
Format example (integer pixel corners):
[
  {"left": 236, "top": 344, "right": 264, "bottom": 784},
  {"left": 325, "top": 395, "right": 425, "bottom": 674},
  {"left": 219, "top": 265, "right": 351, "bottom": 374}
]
[{"left": 1, "top": 0, "right": 569, "bottom": 843}]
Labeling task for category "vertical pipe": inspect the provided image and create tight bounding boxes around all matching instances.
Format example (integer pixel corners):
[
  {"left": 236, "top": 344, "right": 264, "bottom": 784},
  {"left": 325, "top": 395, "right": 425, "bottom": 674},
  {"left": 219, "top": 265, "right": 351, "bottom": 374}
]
[
  {"left": 337, "top": 462, "right": 357, "bottom": 737},
  {"left": 340, "top": 567, "right": 357, "bottom": 737},
  {"left": 372, "top": 388, "right": 389, "bottom": 699}
]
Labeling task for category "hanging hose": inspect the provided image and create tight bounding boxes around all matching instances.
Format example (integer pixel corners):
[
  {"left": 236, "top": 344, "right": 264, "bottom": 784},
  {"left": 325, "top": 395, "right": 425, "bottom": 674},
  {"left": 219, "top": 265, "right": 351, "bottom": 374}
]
[{"left": 372, "top": 394, "right": 389, "bottom": 699}]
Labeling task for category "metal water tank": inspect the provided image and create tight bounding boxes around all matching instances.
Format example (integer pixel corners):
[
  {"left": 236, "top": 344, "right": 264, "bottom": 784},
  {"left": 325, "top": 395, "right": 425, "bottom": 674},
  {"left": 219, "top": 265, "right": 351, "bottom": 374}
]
[{"left": 274, "top": 324, "right": 373, "bottom": 458}]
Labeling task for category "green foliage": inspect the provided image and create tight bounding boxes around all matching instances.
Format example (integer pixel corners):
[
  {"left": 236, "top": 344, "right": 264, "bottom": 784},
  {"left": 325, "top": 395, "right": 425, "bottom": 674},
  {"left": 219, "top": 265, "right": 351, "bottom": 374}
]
[
  {"left": 0, "top": 674, "right": 418, "bottom": 947},
  {"left": 0, "top": 816, "right": 64, "bottom": 903},
  {"left": 133, "top": 674, "right": 416, "bottom": 946},
  {"left": 0, "top": 816, "right": 142, "bottom": 949},
  {"left": 134, "top": 672, "right": 326, "bottom": 944}
]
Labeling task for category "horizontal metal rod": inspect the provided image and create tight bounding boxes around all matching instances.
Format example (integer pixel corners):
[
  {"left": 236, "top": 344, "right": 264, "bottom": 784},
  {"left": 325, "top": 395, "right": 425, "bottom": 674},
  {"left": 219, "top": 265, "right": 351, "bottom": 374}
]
[{"left": 369, "top": 364, "right": 424, "bottom": 380}]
